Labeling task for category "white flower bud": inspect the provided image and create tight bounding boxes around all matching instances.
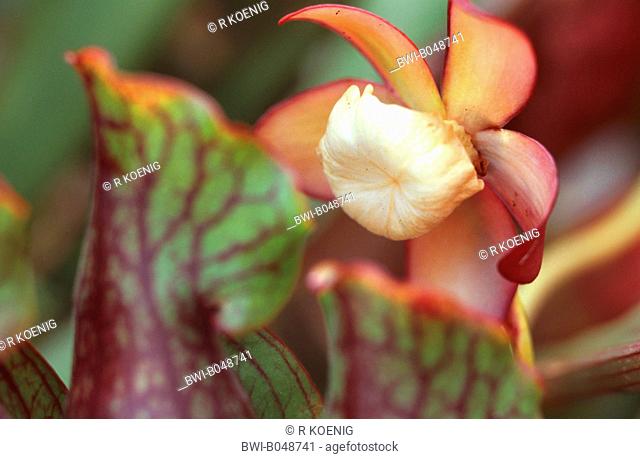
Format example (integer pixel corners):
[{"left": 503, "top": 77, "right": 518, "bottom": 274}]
[{"left": 317, "top": 85, "right": 485, "bottom": 240}]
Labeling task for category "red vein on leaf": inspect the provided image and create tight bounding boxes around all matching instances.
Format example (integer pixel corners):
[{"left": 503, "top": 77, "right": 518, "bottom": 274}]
[
  {"left": 257, "top": 329, "right": 319, "bottom": 417},
  {"left": 224, "top": 333, "right": 286, "bottom": 417},
  {"left": 68, "top": 52, "right": 304, "bottom": 417},
  {"left": 0, "top": 364, "right": 30, "bottom": 417},
  {"left": 333, "top": 288, "right": 358, "bottom": 417},
  {"left": 18, "top": 346, "right": 66, "bottom": 416}
]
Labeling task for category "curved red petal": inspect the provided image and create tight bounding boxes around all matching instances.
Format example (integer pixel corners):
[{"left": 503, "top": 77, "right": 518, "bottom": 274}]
[
  {"left": 280, "top": 4, "right": 444, "bottom": 114},
  {"left": 407, "top": 186, "right": 518, "bottom": 321},
  {"left": 255, "top": 79, "right": 400, "bottom": 199},
  {"left": 474, "top": 129, "right": 558, "bottom": 284},
  {"left": 443, "top": 0, "right": 536, "bottom": 133}
]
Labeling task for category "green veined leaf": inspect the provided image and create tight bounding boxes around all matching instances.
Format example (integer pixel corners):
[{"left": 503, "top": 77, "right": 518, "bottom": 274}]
[
  {"left": 0, "top": 343, "right": 68, "bottom": 418},
  {"left": 223, "top": 329, "right": 322, "bottom": 419},
  {"left": 65, "top": 48, "right": 311, "bottom": 417},
  {"left": 308, "top": 261, "right": 541, "bottom": 418}
]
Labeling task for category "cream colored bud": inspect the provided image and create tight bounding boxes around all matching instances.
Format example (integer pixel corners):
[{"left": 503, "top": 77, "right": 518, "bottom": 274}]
[{"left": 317, "top": 84, "right": 484, "bottom": 240}]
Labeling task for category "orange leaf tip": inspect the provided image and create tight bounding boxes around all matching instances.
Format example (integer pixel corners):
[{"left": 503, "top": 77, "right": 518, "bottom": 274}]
[{"left": 0, "top": 179, "right": 30, "bottom": 220}]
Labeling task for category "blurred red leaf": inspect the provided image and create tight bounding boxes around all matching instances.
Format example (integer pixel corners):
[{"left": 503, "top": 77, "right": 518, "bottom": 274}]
[
  {"left": 544, "top": 341, "right": 640, "bottom": 408},
  {"left": 510, "top": 0, "right": 640, "bottom": 154}
]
